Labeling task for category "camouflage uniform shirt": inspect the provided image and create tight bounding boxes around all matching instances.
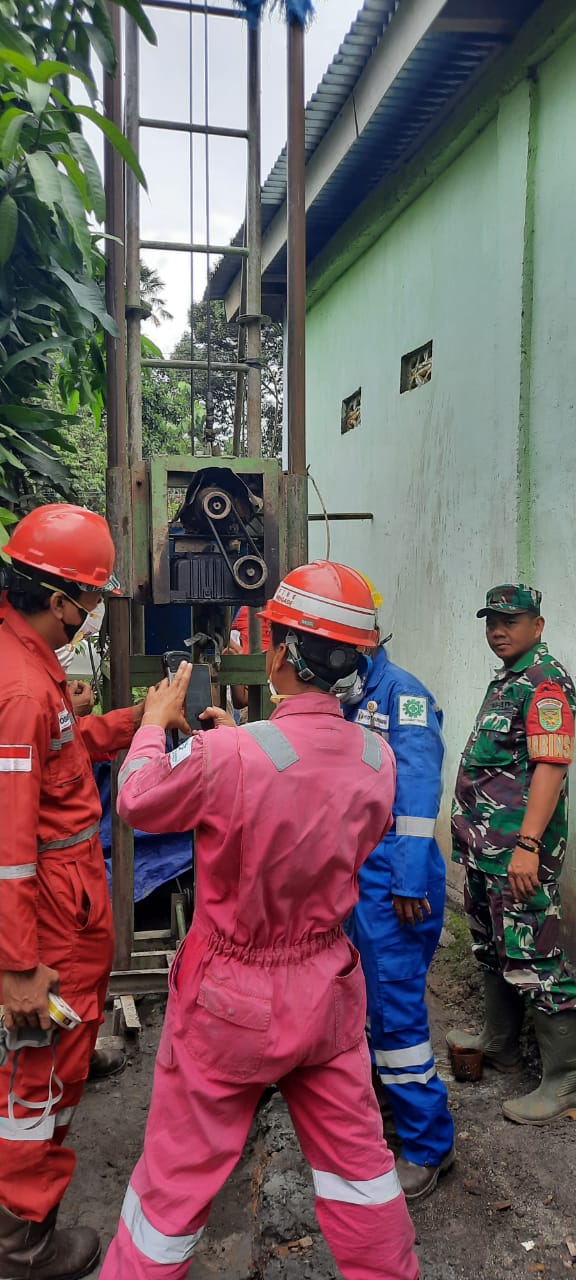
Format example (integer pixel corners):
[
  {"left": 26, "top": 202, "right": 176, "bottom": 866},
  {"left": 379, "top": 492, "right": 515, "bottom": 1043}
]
[{"left": 452, "top": 643, "right": 576, "bottom": 877}]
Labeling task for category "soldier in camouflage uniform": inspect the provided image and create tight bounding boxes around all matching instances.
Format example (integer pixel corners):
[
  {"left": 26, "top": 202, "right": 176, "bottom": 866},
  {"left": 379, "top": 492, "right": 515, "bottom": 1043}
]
[{"left": 448, "top": 584, "right": 576, "bottom": 1125}]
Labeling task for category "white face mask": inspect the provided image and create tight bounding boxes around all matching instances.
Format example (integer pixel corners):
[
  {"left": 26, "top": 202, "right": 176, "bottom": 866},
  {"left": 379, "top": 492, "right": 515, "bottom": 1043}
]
[
  {"left": 335, "top": 669, "right": 367, "bottom": 706},
  {"left": 55, "top": 601, "right": 105, "bottom": 672},
  {"left": 78, "top": 599, "right": 105, "bottom": 641}
]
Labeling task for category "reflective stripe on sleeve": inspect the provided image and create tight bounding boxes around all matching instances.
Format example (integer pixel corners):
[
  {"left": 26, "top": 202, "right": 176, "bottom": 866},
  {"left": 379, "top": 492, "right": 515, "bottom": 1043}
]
[
  {"left": 49, "top": 731, "right": 74, "bottom": 751},
  {"left": 312, "top": 1167, "right": 402, "bottom": 1206},
  {"left": 359, "top": 726, "right": 381, "bottom": 772},
  {"left": 242, "top": 722, "right": 299, "bottom": 771},
  {"left": 121, "top": 1184, "right": 204, "bottom": 1264},
  {"left": 0, "top": 863, "right": 36, "bottom": 880},
  {"left": 395, "top": 816, "right": 436, "bottom": 838},
  {"left": 374, "top": 1040, "right": 433, "bottom": 1069},
  {"left": 118, "top": 757, "right": 151, "bottom": 790},
  {"left": 377, "top": 1065, "right": 438, "bottom": 1087},
  {"left": 37, "top": 820, "right": 100, "bottom": 853}
]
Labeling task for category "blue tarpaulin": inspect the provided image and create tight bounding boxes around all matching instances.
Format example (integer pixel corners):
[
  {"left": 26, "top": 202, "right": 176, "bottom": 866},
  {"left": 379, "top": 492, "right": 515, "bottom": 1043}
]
[
  {"left": 95, "top": 763, "right": 193, "bottom": 902},
  {"left": 234, "top": 0, "right": 314, "bottom": 29}
]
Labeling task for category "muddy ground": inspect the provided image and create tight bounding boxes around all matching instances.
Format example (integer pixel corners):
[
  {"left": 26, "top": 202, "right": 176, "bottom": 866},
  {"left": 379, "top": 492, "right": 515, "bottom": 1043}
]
[{"left": 66, "top": 908, "right": 576, "bottom": 1279}]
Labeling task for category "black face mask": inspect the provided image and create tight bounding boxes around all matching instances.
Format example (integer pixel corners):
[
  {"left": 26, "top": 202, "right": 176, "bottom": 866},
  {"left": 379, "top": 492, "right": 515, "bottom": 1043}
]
[{"left": 61, "top": 604, "right": 88, "bottom": 645}]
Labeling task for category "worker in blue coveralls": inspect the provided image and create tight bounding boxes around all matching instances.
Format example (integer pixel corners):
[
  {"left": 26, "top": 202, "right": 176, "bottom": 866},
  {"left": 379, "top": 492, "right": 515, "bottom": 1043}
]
[{"left": 338, "top": 579, "right": 455, "bottom": 1202}]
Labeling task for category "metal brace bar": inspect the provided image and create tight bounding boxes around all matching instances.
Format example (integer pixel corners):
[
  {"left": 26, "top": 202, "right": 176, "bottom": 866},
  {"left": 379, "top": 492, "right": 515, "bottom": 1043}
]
[
  {"left": 143, "top": 1, "right": 243, "bottom": 15},
  {"left": 141, "top": 238, "right": 248, "bottom": 257},
  {"left": 140, "top": 117, "right": 248, "bottom": 140},
  {"left": 308, "top": 512, "right": 374, "bottom": 521},
  {"left": 142, "top": 358, "right": 250, "bottom": 372}
]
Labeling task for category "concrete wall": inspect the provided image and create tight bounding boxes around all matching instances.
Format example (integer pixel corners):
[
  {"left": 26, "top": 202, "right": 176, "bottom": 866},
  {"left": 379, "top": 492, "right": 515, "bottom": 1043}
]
[{"left": 304, "top": 32, "right": 576, "bottom": 946}]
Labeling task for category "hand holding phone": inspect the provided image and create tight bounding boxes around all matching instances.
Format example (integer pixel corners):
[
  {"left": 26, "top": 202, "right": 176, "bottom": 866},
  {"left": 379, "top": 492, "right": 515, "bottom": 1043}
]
[
  {"left": 160, "top": 652, "right": 213, "bottom": 737},
  {"left": 141, "top": 658, "right": 193, "bottom": 737}
]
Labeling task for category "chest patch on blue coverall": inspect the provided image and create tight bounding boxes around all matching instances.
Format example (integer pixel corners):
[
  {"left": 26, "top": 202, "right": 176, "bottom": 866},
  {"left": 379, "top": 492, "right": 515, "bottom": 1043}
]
[{"left": 355, "top": 707, "right": 389, "bottom": 735}]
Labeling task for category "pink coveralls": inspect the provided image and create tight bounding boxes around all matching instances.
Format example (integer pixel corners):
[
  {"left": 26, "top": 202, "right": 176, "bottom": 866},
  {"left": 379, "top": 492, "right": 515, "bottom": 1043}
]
[{"left": 101, "top": 693, "right": 419, "bottom": 1280}]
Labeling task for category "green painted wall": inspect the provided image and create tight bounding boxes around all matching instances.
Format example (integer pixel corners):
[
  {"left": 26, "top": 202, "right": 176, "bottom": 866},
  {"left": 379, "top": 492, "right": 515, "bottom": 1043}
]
[{"left": 305, "top": 32, "right": 576, "bottom": 949}]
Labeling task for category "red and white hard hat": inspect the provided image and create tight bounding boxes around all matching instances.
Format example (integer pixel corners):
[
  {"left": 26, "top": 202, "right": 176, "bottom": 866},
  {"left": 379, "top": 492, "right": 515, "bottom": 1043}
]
[
  {"left": 258, "top": 560, "right": 378, "bottom": 647},
  {"left": 5, "top": 504, "right": 120, "bottom": 593}
]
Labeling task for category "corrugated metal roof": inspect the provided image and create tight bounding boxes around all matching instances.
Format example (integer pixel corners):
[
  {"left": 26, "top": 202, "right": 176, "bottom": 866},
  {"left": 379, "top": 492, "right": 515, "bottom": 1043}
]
[{"left": 211, "top": 0, "right": 542, "bottom": 303}]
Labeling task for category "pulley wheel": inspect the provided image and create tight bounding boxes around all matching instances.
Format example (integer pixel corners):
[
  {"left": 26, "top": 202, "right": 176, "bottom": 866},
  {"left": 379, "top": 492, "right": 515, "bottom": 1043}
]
[
  {"left": 232, "top": 555, "right": 268, "bottom": 591},
  {"left": 201, "top": 488, "right": 232, "bottom": 521}
]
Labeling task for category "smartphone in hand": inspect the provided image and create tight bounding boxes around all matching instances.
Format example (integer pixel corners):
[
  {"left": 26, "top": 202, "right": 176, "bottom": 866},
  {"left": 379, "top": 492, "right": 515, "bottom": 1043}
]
[{"left": 161, "top": 651, "right": 213, "bottom": 736}]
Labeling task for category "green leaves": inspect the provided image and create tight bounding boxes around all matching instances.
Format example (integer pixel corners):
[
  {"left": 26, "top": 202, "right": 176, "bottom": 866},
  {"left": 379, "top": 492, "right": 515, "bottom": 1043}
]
[
  {"left": 72, "top": 105, "right": 147, "bottom": 188},
  {"left": 51, "top": 264, "right": 118, "bottom": 335},
  {"left": 0, "top": 0, "right": 155, "bottom": 527},
  {"left": 0, "top": 194, "right": 18, "bottom": 264},
  {"left": 26, "top": 152, "right": 62, "bottom": 210}
]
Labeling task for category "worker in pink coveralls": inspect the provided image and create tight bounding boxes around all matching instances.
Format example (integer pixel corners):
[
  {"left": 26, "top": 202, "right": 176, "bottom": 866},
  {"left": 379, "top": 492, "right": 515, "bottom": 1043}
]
[{"left": 100, "top": 561, "right": 419, "bottom": 1280}]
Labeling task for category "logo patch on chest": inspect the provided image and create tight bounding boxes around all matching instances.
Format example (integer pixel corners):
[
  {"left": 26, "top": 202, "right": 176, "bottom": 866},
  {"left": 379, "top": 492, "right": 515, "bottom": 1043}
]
[{"left": 58, "top": 708, "right": 73, "bottom": 732}]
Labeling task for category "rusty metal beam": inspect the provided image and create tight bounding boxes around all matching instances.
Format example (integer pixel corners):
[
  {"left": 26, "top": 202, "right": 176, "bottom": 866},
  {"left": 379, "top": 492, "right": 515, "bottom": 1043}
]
[
  {"left": 105, "top": 1, "right": 134, "bottom": 974},
  {"left": 286, "top": 18, "right": 306, "bottom": 480}
]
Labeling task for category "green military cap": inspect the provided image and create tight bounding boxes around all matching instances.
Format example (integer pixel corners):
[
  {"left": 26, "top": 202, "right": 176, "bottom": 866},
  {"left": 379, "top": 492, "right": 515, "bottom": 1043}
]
[{"left": 477, "top": 583, "right": 542, "bottom": 618}]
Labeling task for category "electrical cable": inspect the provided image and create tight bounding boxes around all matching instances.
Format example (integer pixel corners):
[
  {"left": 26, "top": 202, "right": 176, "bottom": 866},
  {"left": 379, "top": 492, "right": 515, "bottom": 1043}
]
[{"left": 307, "top": 466, "right": 331, "bottom": 561}]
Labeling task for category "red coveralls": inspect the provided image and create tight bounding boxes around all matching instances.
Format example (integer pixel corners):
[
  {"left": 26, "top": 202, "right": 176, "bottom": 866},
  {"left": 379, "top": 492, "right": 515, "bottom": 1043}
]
[
  {"left": 0, "top": 604, "right": 136, "bottom": 1220},
  {"left": 101, "top": 693, "right": 419, "bottom": 1280}
]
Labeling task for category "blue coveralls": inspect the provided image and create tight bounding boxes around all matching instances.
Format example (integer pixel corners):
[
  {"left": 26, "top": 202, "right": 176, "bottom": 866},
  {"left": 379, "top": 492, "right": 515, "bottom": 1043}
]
[{"left": 345, "top": 647, "right": 454, "bottom": 1167}]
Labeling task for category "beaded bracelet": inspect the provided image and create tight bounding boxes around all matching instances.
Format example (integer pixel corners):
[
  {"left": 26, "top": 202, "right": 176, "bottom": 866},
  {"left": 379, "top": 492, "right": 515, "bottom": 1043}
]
[{"left": 516, "top": 835, "right": 544, "bottom": 853}]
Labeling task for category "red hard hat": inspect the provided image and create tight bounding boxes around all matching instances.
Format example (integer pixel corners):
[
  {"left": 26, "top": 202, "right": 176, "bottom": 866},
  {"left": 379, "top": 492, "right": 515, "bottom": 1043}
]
[
  {"left": 5, "top": 504, "right": 120, "bottom": 592},
  {"left": 258, "top": 560, "right": 377, "bottom": 647}
]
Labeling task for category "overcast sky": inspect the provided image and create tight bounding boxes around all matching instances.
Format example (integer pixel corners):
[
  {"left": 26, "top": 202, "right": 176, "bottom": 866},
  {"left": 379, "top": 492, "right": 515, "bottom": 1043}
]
[{"left": 133, "top": 0, "right": 363, "bottom": 354}]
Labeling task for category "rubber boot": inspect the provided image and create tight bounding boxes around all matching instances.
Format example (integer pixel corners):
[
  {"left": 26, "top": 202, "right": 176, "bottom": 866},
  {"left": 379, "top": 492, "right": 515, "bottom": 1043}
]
[
  {"left": 89, "top": 1034, "right": 126, "bottom": 1079},
  {"left": 502, "top": 1009, "right": 576, "bottom": 1125},
  {"left": 446, "top": 971, "right": 524, "bottom": 1072},
  {"left": 0, "top": 1205, "right": 100, "bottom": 1279}
]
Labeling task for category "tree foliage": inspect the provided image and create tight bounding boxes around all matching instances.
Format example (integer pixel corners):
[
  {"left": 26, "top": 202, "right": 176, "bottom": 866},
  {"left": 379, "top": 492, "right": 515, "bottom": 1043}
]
[
  {"left": 0, "top": 0, "right": 154, "bottom": 547},
  {"left": 173, "top": 299, "right": 283, "bottom": 457}
]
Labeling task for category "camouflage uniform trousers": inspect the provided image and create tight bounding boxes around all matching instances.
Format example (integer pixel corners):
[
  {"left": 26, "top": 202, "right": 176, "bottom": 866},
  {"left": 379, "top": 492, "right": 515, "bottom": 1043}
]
[{"left": 463, "top": 865, "right": 576, "bottom": 1013}]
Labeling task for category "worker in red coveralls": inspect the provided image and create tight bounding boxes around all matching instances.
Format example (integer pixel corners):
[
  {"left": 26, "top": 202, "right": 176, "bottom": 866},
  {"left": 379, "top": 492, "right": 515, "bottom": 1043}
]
[
  {"left": 100, "top": 561, "right": 419, "bottom": 1280},
  {"left": 0, "top": 504, "right": 144, "bottom": 1280}
]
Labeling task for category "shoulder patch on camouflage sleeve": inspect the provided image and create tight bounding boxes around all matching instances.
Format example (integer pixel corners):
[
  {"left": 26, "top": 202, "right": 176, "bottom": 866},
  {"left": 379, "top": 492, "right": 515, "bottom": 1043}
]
[
  {"left": 525, "top": 681, "right": 575, "bottom": 762},
  {"left": 398, "top": 695, "right": 428, "bottom": 727}
]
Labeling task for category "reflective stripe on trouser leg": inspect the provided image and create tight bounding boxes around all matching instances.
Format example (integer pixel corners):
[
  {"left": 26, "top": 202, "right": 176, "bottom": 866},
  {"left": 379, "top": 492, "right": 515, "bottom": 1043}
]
[
  {"left": 280, "top": 1038, "right": 418, "bottom": 1280},
  {"left": 99, "top": 981, "right": 265, "bottom": 1280},
  {"left": 0, "top": 1018, "right": 101, "bottom": 1220},
  {"left": 354, "top": 874, "right": 454, "bottom": 1166},
  {"left": 120, "top": 1185, "right": 204, "bottom": 1264}
]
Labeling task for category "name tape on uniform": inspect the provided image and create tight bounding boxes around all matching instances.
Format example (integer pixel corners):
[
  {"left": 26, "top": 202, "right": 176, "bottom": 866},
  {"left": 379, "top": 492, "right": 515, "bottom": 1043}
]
[
  {"left": 0, "top": 745, "right": 32, "bottom": 773},
  {"left": 355, "top": 708, "right": 390, "bottom": 735},
  {"left": 398, "top": 696, "right": 428, "bottom": 727},
  {"left": 169, "top": 738, "right": 193, "bottom": 770}
]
